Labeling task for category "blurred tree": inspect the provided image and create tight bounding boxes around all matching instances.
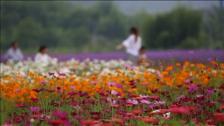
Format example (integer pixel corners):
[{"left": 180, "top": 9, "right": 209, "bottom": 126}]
[
  {"left": 95, "top": 2, "right": 126, "bottom": 39},
  {"left": 12, "top": 17, "right": 44, "bottom": 49},
  {"left": 143, "top": 7, "right": 202, "bottom": 49},
  {"left": 1, "top": 1, "right": 223, "bottom": 53},
  {"left": 203, "top": 6, "right": 224, "bottom": 49}
]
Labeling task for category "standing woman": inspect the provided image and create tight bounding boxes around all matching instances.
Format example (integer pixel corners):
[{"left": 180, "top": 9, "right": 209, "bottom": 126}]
[{"left": 117, "top": 27, "right": 142, "bottom": 64}]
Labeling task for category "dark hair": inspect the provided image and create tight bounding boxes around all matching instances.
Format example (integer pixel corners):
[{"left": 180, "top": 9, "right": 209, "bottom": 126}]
[
  {"left": 39, "top": 45, "right": 47, "bottom": 52},
  {"left": 130, "top": 27, "right": 139, "bottom": 42},
  {"left": 11, "top": 41, "right": 17, "bottom": 47}
]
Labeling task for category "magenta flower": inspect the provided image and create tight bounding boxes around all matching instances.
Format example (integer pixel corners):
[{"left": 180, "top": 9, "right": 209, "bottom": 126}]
[
  {"left": 70, "top": 86, "right": 75, "bottom": 90},
  {"left": 30, "top": 106, "right": 40, "bottom": 112},
  {"left": 115, "top": 83, "right": 123, "bottom": 89},
  {"left": 111, "top": 90, "right": 118, "bottom": 95},
  {"left": 31, "top": 98, "right": 38, "bottom": 102},
  {"left": 48, "top": 119, "right": 71, "bottom": 126},
  {"left": 168, "top": 106, "right": 196, "bottom": 115},
  {"left": 140, "top": 99, "right": 151, "bottom": 104},
  {"left": 139, "top": 95, "right": 149, "bottom": 99},
  {"left": 52, "top": 110, "right": 68, "bottom": 120},
  {"left": 108, "top": 82, "right": 115, "bottom": 86},
  {"left": 108, "top": 82, "right": 123, "bottom": 88},
  {"left": 40, "top": 80, "right": 47, "bottom": 85},
  {"left": 68, "top": 91, "right": 76, "bottom": 96},
  {"left": 188, "top": 84, "right": 198, "bottom": 93},
  {"left": 207, "top": 88, "right": 214, "bottom": 95},
  {"left": 127, "top": 99, "right": 138, "bottom": 105},
  {"left": 148, "top": 104, "right": 156, "bottom": 110}
]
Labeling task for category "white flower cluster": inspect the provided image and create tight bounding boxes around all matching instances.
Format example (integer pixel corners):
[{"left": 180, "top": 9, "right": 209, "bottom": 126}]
[{"left": 0, "top": 59, "right": 135, "bottom": 77}]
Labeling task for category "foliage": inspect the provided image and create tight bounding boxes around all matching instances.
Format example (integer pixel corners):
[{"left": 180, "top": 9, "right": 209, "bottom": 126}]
[
  {"left": 203, "top": 6, "right": 224, "bottom": 49},
  {"left": 143, "top": 7, "right": 202, "bottom": 49},
  {"left": 1, "top": 1, "right": 223, "bottom": 52}
]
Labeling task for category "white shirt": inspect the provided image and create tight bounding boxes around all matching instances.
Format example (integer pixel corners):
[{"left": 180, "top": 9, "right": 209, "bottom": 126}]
[
  {"left": 4, "top": 48, "right": 23, "bottom": 61},
  {"left": 35, "top": 53, "right": 51, "bottom": 66},
  {"left": 122, "top": 34, "right": 142, "bottom": 56}
]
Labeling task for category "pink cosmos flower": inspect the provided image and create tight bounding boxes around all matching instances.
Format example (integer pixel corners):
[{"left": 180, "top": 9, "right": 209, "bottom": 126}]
[
  {"left": 68, "top": 91, "right": 76, "bottom": 96},
  {"left": 52, "top": 110, "right": 68, "bottom": 120},
  {"left": 111, "top": 90, "right": 118, "bottom": 95},
  {"left": 30, "top": 106, "right": 40, "bottom": 112},
  {"left": 108, "top": 82, "right": 123, "bottom": 89},
  {"left": 140, "top": 99, "right": 151, "bottom": 104},
  {"left": 188, "top": 84, "right": 198, "bottom": 93},
  {"left": 207, "top": 88, "right": 214, "bottom": 95},
  {"left": 127, "top": 99, "right": 138, "bottom": 105}
]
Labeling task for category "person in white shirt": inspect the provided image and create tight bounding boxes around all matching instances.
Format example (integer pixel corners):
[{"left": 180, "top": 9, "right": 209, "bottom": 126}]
[
  {"left": 35, "top": 45, "right": 55, "bottom": 66},
  {"left": 4, "top": 41, "right": 24, "bottom": 62},
  {"left": 117, "top": 27, "right": 142, "bottom": 64}
]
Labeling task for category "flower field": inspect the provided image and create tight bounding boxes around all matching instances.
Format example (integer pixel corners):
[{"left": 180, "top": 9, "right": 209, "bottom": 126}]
[{"left": 0, "top": 60, "right": 224, "bottom": 125}]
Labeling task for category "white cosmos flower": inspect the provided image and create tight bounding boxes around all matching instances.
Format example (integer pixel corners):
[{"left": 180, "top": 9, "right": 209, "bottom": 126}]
[{"left": 0, "top": 59, "right": 160, "bottom": 78}]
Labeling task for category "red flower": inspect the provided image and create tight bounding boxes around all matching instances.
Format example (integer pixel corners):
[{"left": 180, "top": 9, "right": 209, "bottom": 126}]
[
  {"left": 214, "top": 113, "right": 224, "bottom": 123},
  {"left": 80, "top": 119, "right": 100, "bottom": 126},
  {"left": 48, "top": 119, "right": 64, "bottom": 126},
  {"left": 150, "top": 109, "right": 169, "bottom": 115},
  {"left": 90, "top": 112, "right": 101, "bottom": 120},
  {"left": 131, "top": 109, "right": 142, "bottom": 115},
  {"left": 148, "top": 95, "right": 160, "bottom": 100},
  {"left": 16, "top": 103, "right": 25, "bottom": 108},
  {"left": 220, "top": 104, "right": 224, "bottom": 110},
  {"left": 140, "top": 117, "right": 159, "bottom": 125},
  {"left": 169, "top": 106, "right": 196, "bottom": 115},
  {"left": 52, "top": 110, "right": 68, "bottom": 120},
  {"left": 111, "top": 104, "right": 119, "bottom": 108},
  {"left": 110, "top": 118, "right": 124, "bottom": 125},
  {"left": 31, "top": 97, "right": 38, "bottom": 102}
]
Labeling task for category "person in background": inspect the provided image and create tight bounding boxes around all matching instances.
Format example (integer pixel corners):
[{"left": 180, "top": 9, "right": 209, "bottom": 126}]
[
  {"left": 138, "top": 46, "right": 150, "bottom": 67},
  {"left": 117, "top": 27, "right": 142, "bottom": 64},
  {"left": 35, "top": 45, "right": 57, "bottom": 66},
  {"left": 4, "top": 41, "right": 24, "bottom": 62}
]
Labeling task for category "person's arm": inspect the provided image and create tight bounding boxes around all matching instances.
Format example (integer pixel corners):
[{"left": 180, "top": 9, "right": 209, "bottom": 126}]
[
  {"left": 116, "top": 44, "right": 124, "bottom": 50},
  {"left": 116, "top": 35, "right": 132, "bottom": 50}
]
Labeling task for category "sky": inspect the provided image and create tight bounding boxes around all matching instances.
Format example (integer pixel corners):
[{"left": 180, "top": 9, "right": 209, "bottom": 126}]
[
  {"left": 73, "top": 1, "right": 220, "bottom": 15},
  {"left": 115, "top": 1, "right": 219, "bottom": 15}
]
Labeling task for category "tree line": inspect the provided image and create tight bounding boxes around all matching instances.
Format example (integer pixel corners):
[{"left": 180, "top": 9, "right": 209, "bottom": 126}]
[{"left": 1, "top": 1, "right": 223, "bottom": 53}]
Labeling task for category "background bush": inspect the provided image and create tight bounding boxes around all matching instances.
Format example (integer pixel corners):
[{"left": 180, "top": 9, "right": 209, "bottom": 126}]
[{"left": 1, "top": 1, "right": 224, "bottom": 53}]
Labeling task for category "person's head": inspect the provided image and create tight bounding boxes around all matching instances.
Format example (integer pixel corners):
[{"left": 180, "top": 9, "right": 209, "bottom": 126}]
[
  {"left": 39, "top": 45, "right": 48, "bottom": 54},
  {"left": 130, "top": 27, "right": 139, "bottom": 36},
  {"left": 130, "top": 27, "right": 139, "bottom": 42},
  {"left": 139, "top": 46, "right": 146, "bottom": 54},
  {"left": 11, "top": 41, "right": 18, "bottom": 49}
]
